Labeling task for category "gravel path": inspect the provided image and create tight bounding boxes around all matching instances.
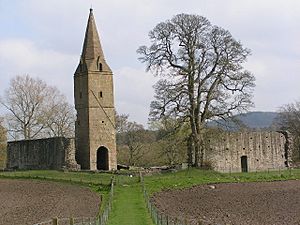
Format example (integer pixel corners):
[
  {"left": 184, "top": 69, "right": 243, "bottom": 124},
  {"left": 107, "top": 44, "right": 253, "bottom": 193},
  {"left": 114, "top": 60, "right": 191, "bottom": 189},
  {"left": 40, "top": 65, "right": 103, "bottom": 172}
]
[
  {"left": 0, "top": 179, "right": 101, "bottom": 225},
  {"left": 152, "top": 180, "right": 300, "bottom": 225}
]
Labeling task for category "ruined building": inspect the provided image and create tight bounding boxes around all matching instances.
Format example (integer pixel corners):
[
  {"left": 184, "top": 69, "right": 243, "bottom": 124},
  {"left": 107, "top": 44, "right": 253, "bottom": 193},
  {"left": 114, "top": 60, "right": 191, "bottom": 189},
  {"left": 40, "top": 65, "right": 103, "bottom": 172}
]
[
  {"left": 4, "top": 10, "right": 290, "bottom": 173},
  {"left": 74, "top": 8, "right": 117, "bottom": 170},
  {"left": 6, "top": 9, "right": 117, "bottom": 171},
  {"left": 6, "top": 137, "right": 78, "bottom": 170},
  {"left": 204, "top": 131, "right": 292, "bottom": 172}
]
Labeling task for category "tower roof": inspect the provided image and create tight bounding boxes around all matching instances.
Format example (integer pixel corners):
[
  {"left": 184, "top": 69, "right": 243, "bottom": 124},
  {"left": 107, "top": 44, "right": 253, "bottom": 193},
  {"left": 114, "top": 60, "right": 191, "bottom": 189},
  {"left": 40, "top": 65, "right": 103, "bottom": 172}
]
[{"left": 81, "top": 8, "right": 105, "bottom": 60}]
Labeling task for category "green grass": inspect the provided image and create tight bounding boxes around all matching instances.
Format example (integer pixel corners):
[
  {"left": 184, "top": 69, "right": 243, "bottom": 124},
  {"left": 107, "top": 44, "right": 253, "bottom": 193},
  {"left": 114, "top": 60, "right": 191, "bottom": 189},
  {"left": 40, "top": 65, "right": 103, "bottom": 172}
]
[
  {"left": 108, "top": 183, "right": 154, "bottom": 225},
  {"left": 0, "top": 170, "right": 114, "bottom": 185},
  {"left": 144, "top": 168, "right": 299, "bottom": 194}
]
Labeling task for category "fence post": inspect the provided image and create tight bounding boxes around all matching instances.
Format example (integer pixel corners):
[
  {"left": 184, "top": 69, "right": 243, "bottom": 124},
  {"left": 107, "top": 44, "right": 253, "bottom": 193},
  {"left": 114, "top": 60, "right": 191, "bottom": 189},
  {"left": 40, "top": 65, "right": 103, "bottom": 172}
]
[
  {"left": 69, "top": 217, "right": 74, "bottom": 225},
  {"left": 52, "top": 218, "right": 58, "bottom": 225},
  {"left": 279, "top": 167, "right": 281, "bottom": 175},
  {"left": 184, "top": 218, "right": 188, "bottom": 225},
  {"left": 157, "top": 210, "right": 160, "bottom": 225}
]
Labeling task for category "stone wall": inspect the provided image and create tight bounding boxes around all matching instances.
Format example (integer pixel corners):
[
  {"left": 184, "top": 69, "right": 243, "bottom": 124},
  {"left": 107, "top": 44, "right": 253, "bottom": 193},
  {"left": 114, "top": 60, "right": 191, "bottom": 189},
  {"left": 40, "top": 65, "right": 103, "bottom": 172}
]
[
  {"left": 204, "top": 131, "right": 290, "bottom": 172},
  {"left": 6, "top": 137, "right": 79, "bottom": 170},
  {"left": 0, "top": 123, "right": 7, "bottom": 169}
]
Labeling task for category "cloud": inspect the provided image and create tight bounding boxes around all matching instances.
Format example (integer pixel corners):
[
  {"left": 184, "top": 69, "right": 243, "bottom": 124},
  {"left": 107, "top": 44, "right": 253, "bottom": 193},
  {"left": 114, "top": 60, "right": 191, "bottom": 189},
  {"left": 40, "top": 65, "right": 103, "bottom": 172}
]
[
  {"left": 245, "top": 54, "right": 300, "bottom": 111},
  {"left": 0, "top": 0, "right": 300, "bottom": 125},
  {"left": 114, "top": 67, "right": 158, "bottom": 125},
  {"left": 0, "top": 39, "right": 77, "bottom": 103}
]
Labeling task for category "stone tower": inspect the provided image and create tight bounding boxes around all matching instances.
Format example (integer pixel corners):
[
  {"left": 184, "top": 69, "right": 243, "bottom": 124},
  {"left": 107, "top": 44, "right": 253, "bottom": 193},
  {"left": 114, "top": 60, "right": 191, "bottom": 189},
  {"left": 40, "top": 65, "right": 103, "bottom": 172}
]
[{"left": 74, "top": 9, "right": 117, "bottom": 170}]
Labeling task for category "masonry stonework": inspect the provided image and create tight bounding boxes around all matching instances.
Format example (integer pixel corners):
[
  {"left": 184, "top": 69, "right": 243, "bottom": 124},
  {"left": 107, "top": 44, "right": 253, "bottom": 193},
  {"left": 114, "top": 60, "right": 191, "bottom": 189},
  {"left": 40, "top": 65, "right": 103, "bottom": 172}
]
[
  {"left": 6, "top": 137, "right": 79, "bottom": 170},
  {"left": 74, "top": 9, "right": 117, "bottom": 170},
  {"left": 204, "top": 131, "right": 291, "bottom": 172}
]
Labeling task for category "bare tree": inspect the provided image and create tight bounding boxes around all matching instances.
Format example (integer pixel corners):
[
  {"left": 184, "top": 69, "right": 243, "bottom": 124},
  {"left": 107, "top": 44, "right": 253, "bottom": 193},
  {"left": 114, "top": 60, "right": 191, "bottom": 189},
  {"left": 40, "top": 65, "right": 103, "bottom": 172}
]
[
  {"left": 277, "top": 101, "right": 300, "bottom": 159},
  {"left": 43, "top": 101, "right": 75, "bottom": 138},
  {"left": 137, "top": 13, "right": 255, "bottom": 167},
  {"left": 0, "top": 117, "right": 7, "bottom": 168},
  {"left": 150, "top": 117, "right": 188, "bottom": 166},
  {"left": 116, "top": 113, "right": 154, "bottom": 166},
  {"left": 115, "top": 113, "right": 130, "bottom": 134},
  {"left": 0, "top": 75, "right": 75, "bottom": 140}
]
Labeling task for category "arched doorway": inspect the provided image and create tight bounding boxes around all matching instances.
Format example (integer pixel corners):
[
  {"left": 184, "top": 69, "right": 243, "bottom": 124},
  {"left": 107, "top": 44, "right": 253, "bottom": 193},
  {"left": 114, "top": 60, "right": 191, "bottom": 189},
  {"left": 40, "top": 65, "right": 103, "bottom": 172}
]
[{"left": 97, "top": 146, "right": 109, "bottom": 170}]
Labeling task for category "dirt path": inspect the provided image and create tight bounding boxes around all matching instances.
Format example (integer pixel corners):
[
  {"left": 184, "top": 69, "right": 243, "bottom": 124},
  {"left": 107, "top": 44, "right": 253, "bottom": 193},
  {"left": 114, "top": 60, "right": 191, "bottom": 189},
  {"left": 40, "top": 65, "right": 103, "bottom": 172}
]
[
  {"left": 0, "top": 179, "right": 101, "bottom": 225},
  {"left": 152, "top": 180, "right": 300, "bottom": 225}
]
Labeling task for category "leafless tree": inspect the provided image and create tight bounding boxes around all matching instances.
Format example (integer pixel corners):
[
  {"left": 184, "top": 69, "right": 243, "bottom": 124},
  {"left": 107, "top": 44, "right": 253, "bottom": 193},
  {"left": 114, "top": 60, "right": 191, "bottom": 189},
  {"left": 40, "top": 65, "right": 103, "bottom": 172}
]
[
  {"left": 43, "top": 101, "right": 75, "bottom": 138},
  {"left": 137, "top": 13, "right": 255, "bottom": 167},
  {"left": 0, "top": 75, "right": 75, "bottom": 140},
  {"left": 150, "top": 117, "right": 188, "bottom": 166},
  {"left": 115, "top": 113, "right": 130, "bottom": 134},
  {"left": 0, "top": 117, "right": 7, "bottom": 168},
  {"left": 277, "top": 101, "right": 300, "bottom": 159},
  {"left": 116, "top": 113, "right": 154, "bottom": 166}
]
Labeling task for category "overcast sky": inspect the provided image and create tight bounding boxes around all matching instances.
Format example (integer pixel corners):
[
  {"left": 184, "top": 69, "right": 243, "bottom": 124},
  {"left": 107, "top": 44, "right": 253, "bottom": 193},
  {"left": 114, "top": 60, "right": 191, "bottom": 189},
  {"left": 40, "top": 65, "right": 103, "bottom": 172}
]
[{"left": 0, "top": 0, "right": 299, "bottom": 126}]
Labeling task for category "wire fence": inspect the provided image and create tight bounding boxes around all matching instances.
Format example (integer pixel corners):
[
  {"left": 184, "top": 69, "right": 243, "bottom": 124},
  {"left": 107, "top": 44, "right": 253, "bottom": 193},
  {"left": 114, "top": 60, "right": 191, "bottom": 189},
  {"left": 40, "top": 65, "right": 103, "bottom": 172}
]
[
  {"left": 140, "top": 173, "right": 206, "bottom": 225},
  {"left": 33, "top": 177, "right": 115, "bottom": 225}
]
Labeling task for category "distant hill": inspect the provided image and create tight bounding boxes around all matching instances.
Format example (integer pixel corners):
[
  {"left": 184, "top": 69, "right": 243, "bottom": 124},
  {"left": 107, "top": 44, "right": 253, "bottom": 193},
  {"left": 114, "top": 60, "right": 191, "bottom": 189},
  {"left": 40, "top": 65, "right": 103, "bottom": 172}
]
[
  {"left": 209, "top": 111, "right": 279, "bottom": 130},
  {"left": 236, "top": 111, "right": 279, "bottom": 129}
]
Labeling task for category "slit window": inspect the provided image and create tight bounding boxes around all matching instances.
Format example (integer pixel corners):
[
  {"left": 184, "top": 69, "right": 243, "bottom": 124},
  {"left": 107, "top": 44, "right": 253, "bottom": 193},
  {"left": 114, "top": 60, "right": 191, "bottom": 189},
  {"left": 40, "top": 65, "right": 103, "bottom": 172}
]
[
  {"left": 99, "top": 91, "right": 103, "bottom": 98},
  {"left": 99, "top": 63, "right": 103, "bottom": 72},
  {"left": 79, "top": 92, "right": 82, "bottom": 98}
]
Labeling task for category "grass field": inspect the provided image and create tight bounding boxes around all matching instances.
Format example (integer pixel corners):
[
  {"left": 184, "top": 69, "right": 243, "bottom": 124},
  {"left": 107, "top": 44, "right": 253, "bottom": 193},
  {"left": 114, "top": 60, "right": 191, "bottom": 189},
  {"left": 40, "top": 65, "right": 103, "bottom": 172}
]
[
  {"left": 0, "top": 168, "right": 299, "bottom": 225},
  {"left": 144, "top": 168, "right": 298, "bottom": 194},
  {"left": 108, "top": 184, "right": 154, "bottom": 225}
]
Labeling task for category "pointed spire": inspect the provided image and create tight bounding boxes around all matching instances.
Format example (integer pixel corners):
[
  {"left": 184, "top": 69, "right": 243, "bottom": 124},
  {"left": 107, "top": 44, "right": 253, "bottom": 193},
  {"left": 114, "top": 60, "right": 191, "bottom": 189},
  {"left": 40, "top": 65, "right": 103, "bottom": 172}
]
[{"left": 81, "top": 8, "right": 105, "bottom": 60}]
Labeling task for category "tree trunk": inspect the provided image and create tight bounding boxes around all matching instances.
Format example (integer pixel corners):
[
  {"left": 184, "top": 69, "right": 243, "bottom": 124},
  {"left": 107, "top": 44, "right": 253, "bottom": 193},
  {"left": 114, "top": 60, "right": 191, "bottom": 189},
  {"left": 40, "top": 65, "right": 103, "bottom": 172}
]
[
  {"left": 199, "top": 136, "right": 205, "bottom": 167},
  {"left": 194, "top": 135, "right": 201, "bottom": 167},
  {"left": 187, "top": 134, "right": 194, "bottom": 166},
  {"left": 129, "top": 146, "right": 133, "bottom": 166},
  {"left": 194, "top": 123, "right": 204, "bottom": 168}
]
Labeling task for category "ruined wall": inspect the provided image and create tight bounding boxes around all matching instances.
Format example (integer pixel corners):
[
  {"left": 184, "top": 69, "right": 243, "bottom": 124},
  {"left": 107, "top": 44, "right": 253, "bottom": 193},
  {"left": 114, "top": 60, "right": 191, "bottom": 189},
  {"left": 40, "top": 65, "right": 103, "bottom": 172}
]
[
  {"left": 6, "top": 137, "right": 79, "bottom": 170},
  {"left": 0, "top": 123, "right": 7, "bottom": 169},
  {"left": 204, "top": 131, "right": 289, "bottom": 172}
]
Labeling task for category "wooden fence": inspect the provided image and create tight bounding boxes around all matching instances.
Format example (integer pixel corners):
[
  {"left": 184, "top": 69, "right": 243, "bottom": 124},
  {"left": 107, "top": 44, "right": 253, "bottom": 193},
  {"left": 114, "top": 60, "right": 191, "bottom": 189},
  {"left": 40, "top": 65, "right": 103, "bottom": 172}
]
[{"left": 140, "top": 174, "right": 206, "bottom": 225}]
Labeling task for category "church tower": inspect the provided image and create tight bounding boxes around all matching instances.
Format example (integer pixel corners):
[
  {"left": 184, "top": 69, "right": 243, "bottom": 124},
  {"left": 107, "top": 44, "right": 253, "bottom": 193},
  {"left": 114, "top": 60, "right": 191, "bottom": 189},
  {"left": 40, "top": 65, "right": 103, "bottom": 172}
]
[{"left": 74, "top": 9, "right": 117, "bottom": 170}]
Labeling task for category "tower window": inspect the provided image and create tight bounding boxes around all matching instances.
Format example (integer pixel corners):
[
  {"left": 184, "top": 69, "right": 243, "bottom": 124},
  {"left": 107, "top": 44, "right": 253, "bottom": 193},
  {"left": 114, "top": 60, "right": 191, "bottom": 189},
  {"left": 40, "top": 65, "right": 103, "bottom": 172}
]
[
  {"left": 99, "top": 91, "right": 103, "bottom": 98},
  {"left": 97, "top": 56, "right": 103, "bottom": 72},
  {"left": 79, "top": 92, "right": 82, "bottom": 98},
  {"left": 102, "top": 121, "right": 104, "bottom": 123}
]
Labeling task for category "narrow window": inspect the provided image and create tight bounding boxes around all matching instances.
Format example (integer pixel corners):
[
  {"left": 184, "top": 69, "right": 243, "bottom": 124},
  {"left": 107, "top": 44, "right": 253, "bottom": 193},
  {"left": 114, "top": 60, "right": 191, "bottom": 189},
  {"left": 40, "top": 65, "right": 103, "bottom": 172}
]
[
  {"left": 99, "top": 91, "right": 103, "bottom": 98},
  {"left": 97, "top": 56, "right": 103, "bottom": 72},
  {"left": 79, "top": 92, "right": 82, "bottom": 98}
]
